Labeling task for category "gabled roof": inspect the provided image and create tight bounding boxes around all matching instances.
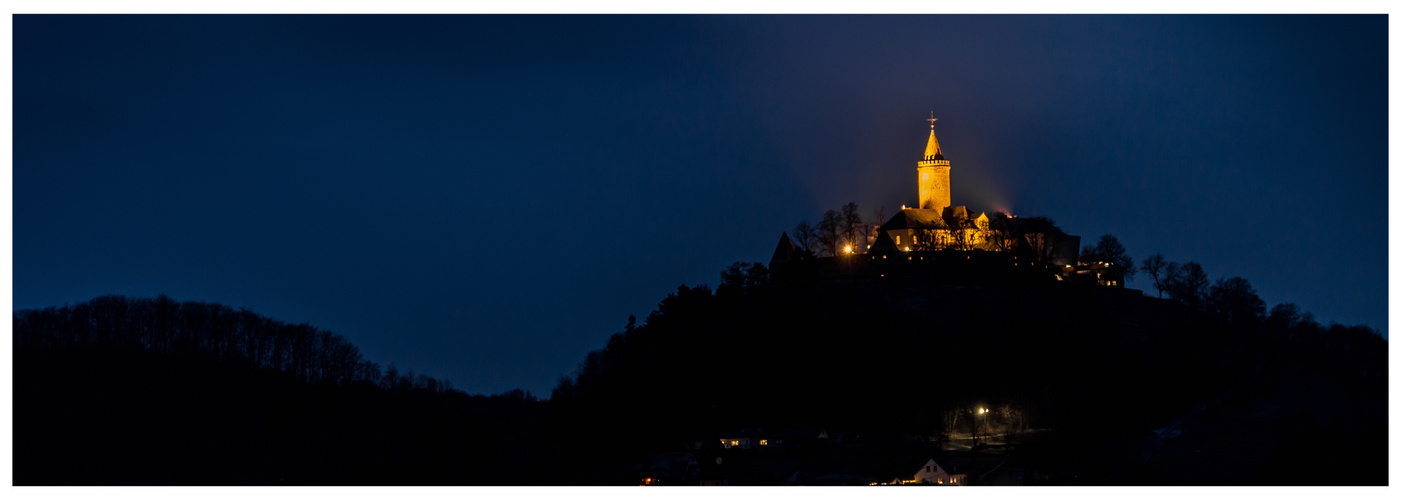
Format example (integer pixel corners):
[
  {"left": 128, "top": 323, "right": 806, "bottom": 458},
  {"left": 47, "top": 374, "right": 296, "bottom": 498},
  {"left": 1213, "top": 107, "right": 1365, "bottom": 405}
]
[
  {"left": 770, "top": 232, "right": 796, "bottom": 267},
  {"left": 880, "top": 208, "right": 949, "bottom": 231},
  {"left": 870, "top": 231, "right": 899, "bottom": 253},
  {"left": 946, "top": 205, "right": 969, "bottom": 221}
]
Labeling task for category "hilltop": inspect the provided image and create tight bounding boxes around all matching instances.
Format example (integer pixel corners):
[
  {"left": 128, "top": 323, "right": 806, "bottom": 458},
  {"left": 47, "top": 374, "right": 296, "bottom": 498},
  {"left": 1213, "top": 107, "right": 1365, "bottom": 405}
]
[
  {"left": 12, "top": 264, "right": 1386, "bottom": 485},
  {"left": 548, "top": 261, "right": 1386, "bottom": 484}
]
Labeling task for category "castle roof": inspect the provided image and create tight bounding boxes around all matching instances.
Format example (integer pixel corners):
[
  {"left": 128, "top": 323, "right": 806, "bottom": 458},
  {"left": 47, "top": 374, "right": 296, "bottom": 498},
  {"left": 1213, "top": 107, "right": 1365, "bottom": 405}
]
[
  {"left": 769, "top": 232, "right": 796, "bottom": 267},
  {"left": 923, "top": 127, "right": 944, "bottom": 162},
  {"left": 869, "top": 231, "right": 899, "bottom": 253},
  {"left": 880, "top": 208, "right": 949, "bottom": 230},
  {"left": 947, "top": 205, "right": 968, "bottom": 221}
]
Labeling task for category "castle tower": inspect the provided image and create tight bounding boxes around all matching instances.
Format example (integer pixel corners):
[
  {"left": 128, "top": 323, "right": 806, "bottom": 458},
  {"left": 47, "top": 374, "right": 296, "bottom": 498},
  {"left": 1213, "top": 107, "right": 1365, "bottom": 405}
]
[{"left": 917, "top": 114, "right": 951, "bottom": 212}]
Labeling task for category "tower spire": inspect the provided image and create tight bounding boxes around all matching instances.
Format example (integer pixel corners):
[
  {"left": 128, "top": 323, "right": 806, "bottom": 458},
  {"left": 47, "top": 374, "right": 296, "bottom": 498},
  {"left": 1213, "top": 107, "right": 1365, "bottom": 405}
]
[
  {"left": 922, "top": 112, "right": 943, "bottom": 161},
  {"left": 916, "top": 112, "right": 951, "bottom": 212}
]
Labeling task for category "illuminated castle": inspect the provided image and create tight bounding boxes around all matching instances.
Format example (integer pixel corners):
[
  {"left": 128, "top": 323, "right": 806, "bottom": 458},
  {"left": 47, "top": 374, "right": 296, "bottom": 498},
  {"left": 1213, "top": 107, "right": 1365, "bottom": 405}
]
[
  {"left": 769, "top": 114, "right": 1101, "bottom": 285},
  {"left": 871, "top": 116, "right": 989, "bottom": 252},
  {"left": 917, "top": 115, "right": 951, "bottom": 212}
]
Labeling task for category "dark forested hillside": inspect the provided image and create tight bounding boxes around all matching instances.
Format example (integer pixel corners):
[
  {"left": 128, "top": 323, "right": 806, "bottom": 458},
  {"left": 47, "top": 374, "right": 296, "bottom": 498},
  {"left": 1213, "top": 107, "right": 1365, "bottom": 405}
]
[
  {"left": 13, "top": 295, "right": 443, "bottom": 390},
  {"left": 13, "top": 272, "right": 1387, "bottom": 484},
  {"left": 14, "top": 347, "right": 549, "bottom": 484},
  {"left": 548, "top": 264, "right": 1387, "bottom": 485},
  {"left": 13, "top": 296, "right": 548, "bottom": 485}
]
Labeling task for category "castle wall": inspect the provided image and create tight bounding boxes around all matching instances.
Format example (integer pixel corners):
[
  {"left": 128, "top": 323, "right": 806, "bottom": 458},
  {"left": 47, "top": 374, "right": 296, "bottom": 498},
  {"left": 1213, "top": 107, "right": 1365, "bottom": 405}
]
[{"left": 885, "top": 227, "right": 957, "bottom": 251}]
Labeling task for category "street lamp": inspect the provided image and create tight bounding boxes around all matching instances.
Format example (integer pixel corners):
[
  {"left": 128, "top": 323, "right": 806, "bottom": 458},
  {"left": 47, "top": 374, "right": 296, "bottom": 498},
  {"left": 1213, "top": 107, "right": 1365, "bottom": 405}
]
[{"left": 974, "top": 407, "right": 987, "bottom": 448}]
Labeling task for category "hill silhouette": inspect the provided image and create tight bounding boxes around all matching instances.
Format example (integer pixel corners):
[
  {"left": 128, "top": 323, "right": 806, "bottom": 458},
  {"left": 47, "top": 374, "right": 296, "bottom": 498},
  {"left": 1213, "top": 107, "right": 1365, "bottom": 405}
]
[
  {"left": 548, "top": 261, "right": 1386, "bottom": 484},
  {"left": 13, "top": 265, "right": 1386, "bottom": 485},
  {"left": 13, "top": 296, "right": 548, "bottom": 485}
]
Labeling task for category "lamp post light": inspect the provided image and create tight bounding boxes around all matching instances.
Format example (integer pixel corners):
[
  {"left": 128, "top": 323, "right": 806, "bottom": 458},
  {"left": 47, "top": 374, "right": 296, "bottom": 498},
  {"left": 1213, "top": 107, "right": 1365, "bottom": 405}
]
[{"left": 973, "top": 407, "right": 988, "bottom": 449}]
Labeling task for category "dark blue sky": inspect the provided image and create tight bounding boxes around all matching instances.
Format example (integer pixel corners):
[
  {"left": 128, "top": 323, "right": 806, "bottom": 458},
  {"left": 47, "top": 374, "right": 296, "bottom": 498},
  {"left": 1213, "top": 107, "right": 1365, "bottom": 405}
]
[{"left": 14, "top": 15, "right": 1388, "bottom": 396}]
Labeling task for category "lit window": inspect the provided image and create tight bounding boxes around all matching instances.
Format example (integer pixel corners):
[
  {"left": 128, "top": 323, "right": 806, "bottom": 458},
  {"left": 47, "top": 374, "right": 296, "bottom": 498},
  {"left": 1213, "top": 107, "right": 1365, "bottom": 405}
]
[
  {"left": 896, "top": 235, "right": 901, "bottom": 245},
  {"left": 760, "top": 439, "right": 768, "bottom": 446},
  {"left": 730, "top": 440, "right": 739, "bottom": 446}
]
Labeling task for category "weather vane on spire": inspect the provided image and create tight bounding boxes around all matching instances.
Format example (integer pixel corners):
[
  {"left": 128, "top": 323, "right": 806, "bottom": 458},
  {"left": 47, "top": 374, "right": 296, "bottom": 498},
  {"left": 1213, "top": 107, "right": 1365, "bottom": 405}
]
[{"left": 927, "top": 111, "right": 938, "bottom": 129}]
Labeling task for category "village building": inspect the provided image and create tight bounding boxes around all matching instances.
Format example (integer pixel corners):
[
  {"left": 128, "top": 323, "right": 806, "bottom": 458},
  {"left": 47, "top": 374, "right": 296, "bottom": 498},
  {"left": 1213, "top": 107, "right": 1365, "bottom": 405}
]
[{"left": 911, "top": 458, "right": 968, "bottom": 485}]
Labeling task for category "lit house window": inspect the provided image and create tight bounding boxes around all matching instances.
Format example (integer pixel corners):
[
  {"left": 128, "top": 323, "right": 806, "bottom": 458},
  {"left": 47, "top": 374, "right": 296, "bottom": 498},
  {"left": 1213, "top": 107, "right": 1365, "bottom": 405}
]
[
  {"left": 759, "top": 439, "right": 768, "bottom": 446},
  {"left": 895, "top": 235, "right": 901, "bottom": 245},
  {"left": 730, "top": 440, "right": 739, "bottom": 447}
]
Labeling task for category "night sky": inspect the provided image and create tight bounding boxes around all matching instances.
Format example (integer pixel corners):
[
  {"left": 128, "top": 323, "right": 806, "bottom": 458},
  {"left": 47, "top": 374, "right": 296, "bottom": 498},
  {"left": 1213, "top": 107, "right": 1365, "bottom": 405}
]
[{"left": 13, "top": 15, "right": 1388, "bottom": 396}]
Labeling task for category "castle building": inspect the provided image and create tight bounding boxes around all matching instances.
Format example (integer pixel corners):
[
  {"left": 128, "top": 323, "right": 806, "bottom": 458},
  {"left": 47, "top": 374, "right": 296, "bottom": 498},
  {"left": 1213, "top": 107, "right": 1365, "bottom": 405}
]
[
  {"left": 917, "top": 116, "right": 951, "bottom": 212},
  {"left": 770, "top": 114, "right": 1095, "bottom": 283},
  {"left": 873, "top": 116, "right": 989, "bottom": 252}
]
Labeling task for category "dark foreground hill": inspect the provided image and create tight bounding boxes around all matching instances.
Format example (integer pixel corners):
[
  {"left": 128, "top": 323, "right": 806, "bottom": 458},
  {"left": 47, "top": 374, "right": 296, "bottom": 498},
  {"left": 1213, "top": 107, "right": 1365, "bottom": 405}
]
[
  {"left": 12, "top": 269, "right": 1387, "bottom": 485},
  {"left": 14, "top": 346, "right": 550, "bottom": 485},
  {"left": 548, "top": 267, "right": 1386, "bottom": 485}
]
